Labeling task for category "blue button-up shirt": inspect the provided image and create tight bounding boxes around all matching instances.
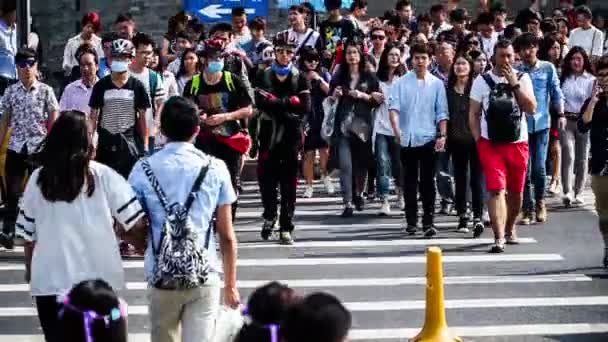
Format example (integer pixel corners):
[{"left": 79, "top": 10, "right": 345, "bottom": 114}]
[
  {"left": 128, "top": 142, "right": 237, "bottom": 281},
  {"left": 515, "top": 60, "right": 564, "bottom": 133},
  {"left": 0, "top": 19, "right": 16, "bottom": 80},
  {"left": 389, "top": 71, "right": 449, "bottom": 147}
]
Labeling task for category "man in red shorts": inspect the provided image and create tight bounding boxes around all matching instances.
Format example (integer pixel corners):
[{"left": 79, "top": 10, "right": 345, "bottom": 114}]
[{"left": 469, "top": 39, "right": 537, "bottom": 253}]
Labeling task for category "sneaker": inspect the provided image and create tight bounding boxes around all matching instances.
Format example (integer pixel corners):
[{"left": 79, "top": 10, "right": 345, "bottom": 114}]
[
  {"left": 505, "top": 235, "right": 520, "bottom": 245},
  {"left": 548, "top": 179, "right": 561, "bottom": 196},
  {"left": 472, "top": 219, "right": 484, "bottom": 238},
  {"left": 303, "top": 185, "right": 314, "bottom": 199},
  {"left": 366, "top": 191, "right": 376, "bottom": 202},
  {"left": 438, "top": 202, "right": 452, "bottom": 216},
  {"left": 563, "top": 193, "right": 573, "bottom": 208},
  {"left": 0, "top": 232, "right": 14, "bottom": 250},
  {"left": 405, "top": 224, "right": 418, "bottom": 234},
  {"left": 261, "top": 219, "right": 277, "bottom": 241},
  {"left": 423, "top": 225, "right": 438, "bottom": 238},
  {"left": 397, "top": 190, "right": 405, "bottom": 210},
  {"left": 379, "top": 199, "right": 391, "bottom": 216},
  {"left": 535, "top": 201, "right": 547, "bottom": 223},
  {"left": 341, "top": 204, "right": 354, "bottom": 218},
  {"left": 573, "top": 196, "right": 585, "bottom": 206},
  {"left": 353, "top": 196, "right": 365, "bottom": 212},
  {"left": 489, "top": 239, "right": 505, "bottom": 253},
  {"left": 456, "top": 216, "right": 470, "bottom": 233},
  {"left": 279, "top": 231, "right": 294, "bottom": 245},
  {"left": 323, "top": 176, "right": 335, "bottom": 195},
  {"left": 519, "top": 211, "right": 533, "bottom": 225}
]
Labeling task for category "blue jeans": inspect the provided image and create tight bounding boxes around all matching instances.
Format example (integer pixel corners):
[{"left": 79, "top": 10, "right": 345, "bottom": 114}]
[
  {"left": 523, "top": 129, "right": 550, "bottom": 211},
  {"left": 375, "top": 134, "right": 402, "bottom": 199}
]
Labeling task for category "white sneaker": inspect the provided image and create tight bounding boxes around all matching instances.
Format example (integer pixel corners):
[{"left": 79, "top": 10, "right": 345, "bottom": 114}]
[
  {"left": 323, "top": 176, "right": 335, "bottom": 195},
  {"left": 303, "top": 185, "right": 314, "bottom": 198},
  {"left": 482, "top": 210, "right": 491, "bottom": 225},
  {"left": 563, "top": 193, "right": 573, "bottom": 207},
  {"left": 573, "top": 195, "right": 585, "bottom": 206},
  {"left": 397, "top": 189, "right": 405, "bottom": 210},
  {"left": 379, "top": 199, "right": 391, "bottom": 216}
]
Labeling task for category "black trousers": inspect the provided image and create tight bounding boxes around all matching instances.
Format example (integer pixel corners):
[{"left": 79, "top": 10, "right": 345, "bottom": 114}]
[
  {"left": 450, "top": 139, "right": 483, "bottom": 218},
  {"left": 401, "top": 142, "right": 437, "bottom": 226},
  {"left": 35, "top": 295, "right": 61, "bottom": 342},
  {"left": 3, "top": 149, "right": 39, "bottom": 235},
  {"left": 257, "top": 145, "right": 298, "bottom": 232},
  {"left": 196, "top": 137, "right": 242, "bottom": 220}
]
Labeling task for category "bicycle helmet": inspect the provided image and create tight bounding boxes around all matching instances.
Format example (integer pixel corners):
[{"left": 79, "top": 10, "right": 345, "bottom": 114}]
[
  {"left": 201, "top": 38, "right": 226, "bottom": 58},
  {"left": 111, "top": 38, "right": 135, "bottom": 57}
]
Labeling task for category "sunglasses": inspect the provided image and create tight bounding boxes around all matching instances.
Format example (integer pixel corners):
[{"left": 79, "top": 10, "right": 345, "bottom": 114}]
[
  {"left": 371, "top": 34, "right": 386, "bottom": 40},
  {"left": 305, "top": 59, "right": 319, "bottom": 63},
  {"left": 276, "top": 48, "right": 295, "bottom": 55},
  {"left": 17, "top": 59, "right": 36, "bottom": 69}
]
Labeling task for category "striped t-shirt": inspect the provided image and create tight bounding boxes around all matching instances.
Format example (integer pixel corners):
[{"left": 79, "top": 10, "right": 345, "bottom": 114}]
[{"left": 89, "top": 75, "right": 151, "bottom": 135}]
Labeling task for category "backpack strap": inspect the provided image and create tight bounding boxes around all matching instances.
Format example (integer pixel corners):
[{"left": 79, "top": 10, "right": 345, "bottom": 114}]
[
  {"left": 141, "top": 160, "right": 172, "bottom": 215},
  {"left": 149, "top": 70, "right": 159, "bottom": 109},
  {"left": 224, "top": 71, "right": 235, "bottom": 92},
  {"left": 190, "top": 73, "right": 201, "bottom": 95},
  {"left": 184, "top": 162, "right": 210, "bottom": 213},
  {"left": 481, "top": 73, "right": 497, "bottom": 90}
]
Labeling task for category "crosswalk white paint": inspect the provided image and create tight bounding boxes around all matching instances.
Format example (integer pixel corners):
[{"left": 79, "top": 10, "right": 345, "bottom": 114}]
[
  {"left": 0, "top": 273, "right": 590, "bottom": 292},
  {"left": 3, "top": 323, "right": 608, "bottom": 341},
  {"left": 3, "top": 296, "right": 607, "bottom": 317}
]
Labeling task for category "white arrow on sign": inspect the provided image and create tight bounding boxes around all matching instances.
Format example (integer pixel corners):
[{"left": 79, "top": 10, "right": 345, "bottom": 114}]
[{"left": 199, "top": 4, "right": 256, "bottom": 19}]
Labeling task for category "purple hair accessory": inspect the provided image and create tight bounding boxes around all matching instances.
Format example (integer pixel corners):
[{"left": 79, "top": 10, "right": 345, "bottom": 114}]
[
  {"left": 58, "top": 295, "right": 126, "bottom": 342},
  {"left": 266, "top": 323, "right": 279, "bottom": 342}
]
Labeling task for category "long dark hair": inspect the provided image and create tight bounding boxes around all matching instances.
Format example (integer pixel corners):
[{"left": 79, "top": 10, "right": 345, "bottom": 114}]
[
  {"left": 37, "top": 111, "right": 95, "bottom": 203},
  {"left": 59, "top": 279, "right": 127, "bottom": 342},
  {"left": 298, "top": 46, "right": 323, "bottom": 73},
  {"left": 538, "top": 34, "right": 562, "bottom": 67},
  {"left": 177, "top": 48, "right": 200, "bottom": 78},
  {"left": 377, "top": 42, "right": 407, "bottom": 82},
  {"left": 447, "top": 54, "right": 474, "bottom": 94},
  {"left": 560, "top": 46, "right": 593, "bottom": 84},
  {"left": 335, "top": 39, "right": 369, "bottom": 89}
]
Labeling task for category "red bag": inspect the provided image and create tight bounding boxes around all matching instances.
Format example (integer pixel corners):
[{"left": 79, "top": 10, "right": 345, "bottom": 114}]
[{"left": 215, "top": 132, "right": 252, "bottom": 155}]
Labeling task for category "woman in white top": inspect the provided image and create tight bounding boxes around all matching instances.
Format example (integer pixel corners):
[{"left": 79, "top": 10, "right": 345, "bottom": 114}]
[
  {"left": 62, "top": 13, "right": 104, "bottom": 77},
  {"left": 17, "top": 111, "right": 145, "bottom": 342},
  {"left": 373, "top": 43, "right": 407, "bottom": 215},
  {"left": 568, "top": 6, "right": 604, "bottom": 62},
  {"left": 560, "top": 47, "right": 596, "bottom": 207},
  {"left": 176, "top": 48, "right": 201, "bottom": 95}
]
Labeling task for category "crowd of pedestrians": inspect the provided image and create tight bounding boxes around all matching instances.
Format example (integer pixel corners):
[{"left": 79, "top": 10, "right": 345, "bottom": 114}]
[{"left": 0, "top": 0, "right": 607, "bottom": 341}]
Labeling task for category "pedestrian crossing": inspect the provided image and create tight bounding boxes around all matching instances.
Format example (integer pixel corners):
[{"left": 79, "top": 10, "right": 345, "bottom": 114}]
[{"left": 0, "top": 179, "right": 607, "bottom": 341}]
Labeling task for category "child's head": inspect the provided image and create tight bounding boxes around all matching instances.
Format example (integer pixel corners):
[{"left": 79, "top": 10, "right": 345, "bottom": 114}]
[
  {"left": 236, "top": 282, "right": 300, "bottom": 342},
  {"left": 59, "top": 279, "right": 128, "bottom": 342},
  {"left": 283, "top": 292, "right": 352, "bottom": 342}
]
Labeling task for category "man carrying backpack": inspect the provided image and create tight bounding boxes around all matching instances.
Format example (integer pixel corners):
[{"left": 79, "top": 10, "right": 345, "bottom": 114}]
[
  {"left": 129, "top": 96, "right": 239, "bottom": 342},
  {"left": 469, "top": 39, "right": 537, "bottom": 253},
  {"left": 514, "top": 33, "right": 565, "bottom": 225},
  {"left": 255, "top": 34, "right": 311, "bottom": 245},
  {"left": 185, "top": 38, "right": 254, "bottom": 220}
]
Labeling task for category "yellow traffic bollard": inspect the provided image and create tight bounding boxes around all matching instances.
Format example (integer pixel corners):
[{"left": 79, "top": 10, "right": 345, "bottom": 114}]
[{"left": 411, "top": 247, "right": 463, "bottom": 342}]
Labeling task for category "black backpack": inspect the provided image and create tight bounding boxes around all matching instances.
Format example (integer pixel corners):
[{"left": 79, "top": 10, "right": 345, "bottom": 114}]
[{"left": 482, "top": 72, "right": 525, "bottom": 143}]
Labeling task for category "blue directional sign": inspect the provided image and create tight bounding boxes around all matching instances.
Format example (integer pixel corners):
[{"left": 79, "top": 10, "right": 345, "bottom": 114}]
[
  {"left": 184, "top": 0, "right": 268, "bottom": 23},
  {"left": 276, "top": 0, "right": 353, "bottom": 12}
]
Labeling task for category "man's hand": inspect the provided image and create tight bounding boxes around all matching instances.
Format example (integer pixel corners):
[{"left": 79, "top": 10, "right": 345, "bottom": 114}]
[
  {"left": 558, "top": 116, "right": 567, "bottom": 130},
  {"left": 205, "top": 114, "right": 229, "bottom": 127},
  {"left": 434, "top": 136, "right": 446, "bottom": 152},
  {"left": 501, "top": 64, "right": 518, "bottom": 87},
  {"left": 371, "top": 92, "right": 385, "bottom": 103},
  {"left": 224, "top": 286, "right": 241, "bottom": 309}
]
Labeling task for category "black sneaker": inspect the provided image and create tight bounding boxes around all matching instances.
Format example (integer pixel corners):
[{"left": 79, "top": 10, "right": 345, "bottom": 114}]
[
  {"left": 472, "top": 219, "right": 484, "bottom": 238},
  {"left": 456, "top": 216, "right": 469, "bottom": 233},
  {"left": 423, "top": 225, "right": 438, "bottom": 238},
  {"left": 405, "top": 225, "right": 418, "bottom": 234},
  {"left": 353, "top": 196, "right": 365, "bottom": 212},
  {"left": 341, "top": 206, "right": 354, "bottom": 218},
  {"left": 261, "top": 219, "right": 277, "bottom": 241},
  {"left": 0, "top": 233, "right": 14, "bottom": 250}
]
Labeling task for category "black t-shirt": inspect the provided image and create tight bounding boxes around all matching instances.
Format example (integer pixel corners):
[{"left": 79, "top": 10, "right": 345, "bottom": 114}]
[
  {"left": 319, "top": 18, "right": 356, "bottom": 56},
  {"left": 579, "top": 96, "right": 608, "bottom": 175},
  {"left": 89, "top": 75, "right": 150, "bottom": 135},
  {"left": 185, "top": 72, "right": 252, "bottom": 136}
]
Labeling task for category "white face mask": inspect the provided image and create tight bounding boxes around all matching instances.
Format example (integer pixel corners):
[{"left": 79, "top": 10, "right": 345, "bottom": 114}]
[{"left": 111, "top": 60, "right": 129, "bottom": 73}]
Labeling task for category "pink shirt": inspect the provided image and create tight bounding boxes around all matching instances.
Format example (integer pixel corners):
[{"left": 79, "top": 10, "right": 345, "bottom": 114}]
[{"left": 59, "top": 79, "right": 97, "bottom": 116}]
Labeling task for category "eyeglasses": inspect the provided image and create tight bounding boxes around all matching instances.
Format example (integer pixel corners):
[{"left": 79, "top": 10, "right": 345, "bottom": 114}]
[
  {"left": 371, "top": 34, "right": 386, "bottom": 40},
  {"left": 276, "top": 48, "right": 295, "bottom": 55},
  {"left": 17, "top": 59, "right": 36, "bottom": 69}
]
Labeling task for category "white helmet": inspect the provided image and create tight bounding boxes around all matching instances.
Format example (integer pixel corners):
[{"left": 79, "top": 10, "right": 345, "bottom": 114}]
[{"left": 111, "top": 39, "right": 135, "bottom": 57}]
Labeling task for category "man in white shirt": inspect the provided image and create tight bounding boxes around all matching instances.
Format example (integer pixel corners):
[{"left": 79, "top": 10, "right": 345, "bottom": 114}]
[
  {"left": 477, "top": 12, "right": 498, "bottom": 58},
  {"left": 277, "top": 5, "right": 322, "bottom": 57},
  {"left": 129, "top": 33, "right": 165, "bottom": 151},
  {"left": 469, "top": 39, "right": 537, "bottom": 253},
  {"left": 347, "top": 0, "right": 369, "bottom": 35},
  {"left": 568, "top": 6, "right": 604, "bottom": 61},
  {"left": 232, "top": 7, "right": 252, "bottom": 49},
  {"left": 167, "top": 31, "right": 194, "bottom": 76},
  {"left": 62, "top": 13, "right": 104, "bottom": 76}
]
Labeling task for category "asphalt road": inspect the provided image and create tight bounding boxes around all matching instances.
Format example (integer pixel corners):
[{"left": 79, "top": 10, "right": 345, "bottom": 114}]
[{"left": 0, "top": 179, "right": 607, "bottom": 341}]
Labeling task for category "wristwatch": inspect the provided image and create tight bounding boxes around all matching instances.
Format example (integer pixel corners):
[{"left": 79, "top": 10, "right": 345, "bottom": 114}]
[{"left": 511, "top": 83, "right": 521, "bottom": 91}]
